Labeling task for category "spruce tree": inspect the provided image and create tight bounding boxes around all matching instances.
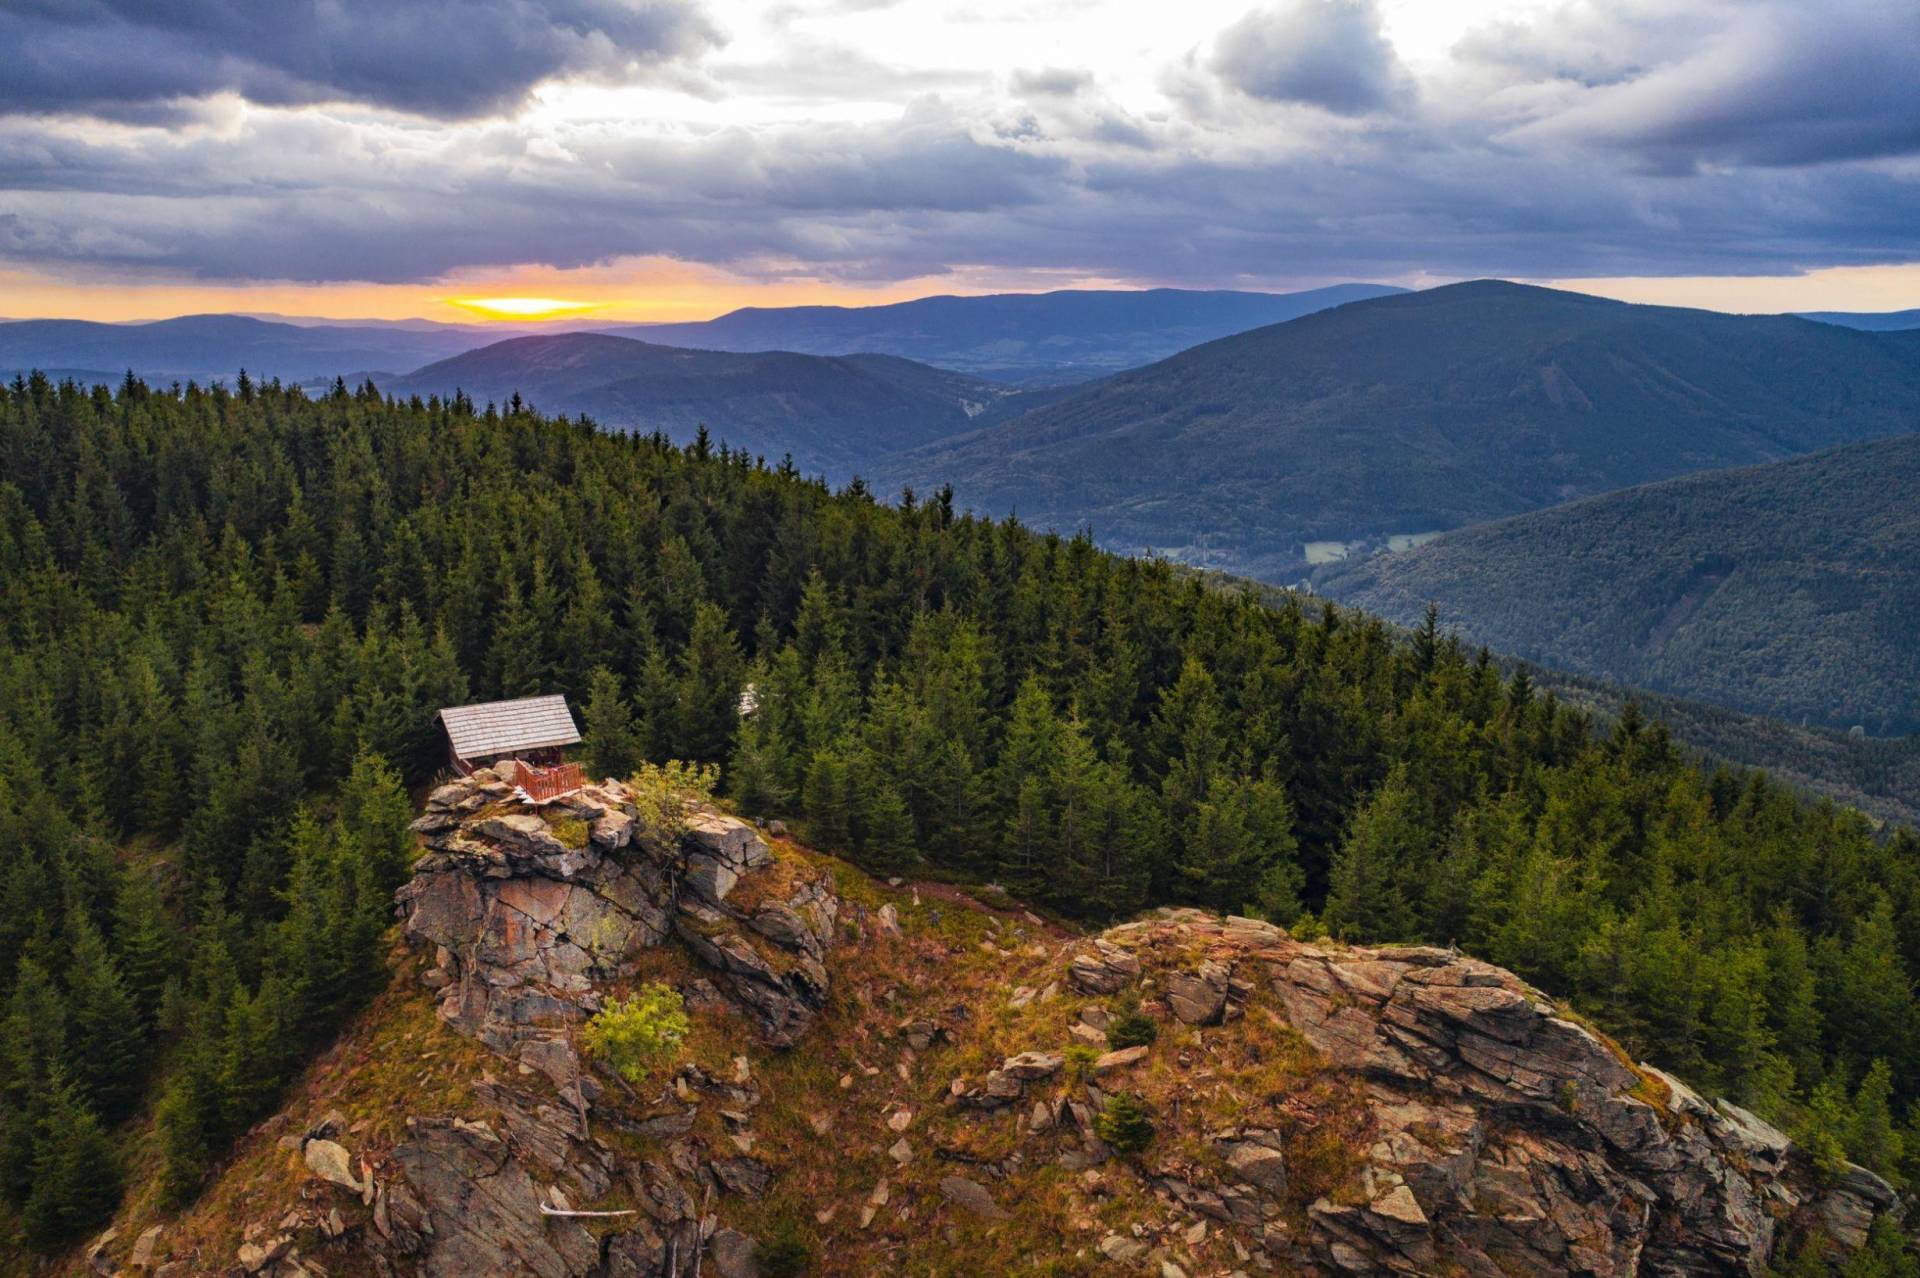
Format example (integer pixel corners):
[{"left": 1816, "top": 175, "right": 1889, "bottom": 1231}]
[
  {"left": 583, "top": 666, "right": 647, "bottom": 782},
  {"left": 860, "top": 780, "right": 917, "bottom": 875},
  {"left": 22, "top": 1071, "right": 121, "bottom": 1248},
  {"left": 1323, "top": 766, "right": 1421, "bottom": 942},
  {"left": 113, "top": 870, "right": 178, "bottom": 1030},
  {"left": 675, "top": 601, "right": 746, "bottom": 763},
  {"left": 63, "top": 911, "right": 145, "bottom": 1123},
  {"left": 0, "top": 959, "right": 66, "bottom": 1205}
]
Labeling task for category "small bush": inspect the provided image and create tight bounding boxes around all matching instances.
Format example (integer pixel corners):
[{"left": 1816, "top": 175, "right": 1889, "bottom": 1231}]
[
  {"left": 580, "top": 984, "right": 690, "bottom": 1083},
  {"left": 1108, "top": 1011, "right": 1158, "bottom": 1050},
  {"left": 545, "top": 814, "right": 590, "bottom": 848},
  {"left": 627, "top": 760, "right": 719, "bottom": 845},
  {"left": 1094, "top": 1092, "right": 1155, "bottom": 1155},
  {"left": 1064, "top": 1044, "right": 1100, "bottom": 1079},
  {"left": 754, "top": 1218, "right": 814, "bottom": 1277}
]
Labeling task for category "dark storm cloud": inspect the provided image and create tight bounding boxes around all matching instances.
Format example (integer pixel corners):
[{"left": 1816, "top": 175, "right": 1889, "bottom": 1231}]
[
  {"left": 0, "top": 0, "right": 1916, "bottom": 290},
  {"left": 0, "top": 0, "right": 718, "bottom": 120},
  {"left": 0, "top": 103, "right": 1067, "bottom": 282},
  {"left": 1210, "top": 0, "right": 1407, "bottom": 116}
]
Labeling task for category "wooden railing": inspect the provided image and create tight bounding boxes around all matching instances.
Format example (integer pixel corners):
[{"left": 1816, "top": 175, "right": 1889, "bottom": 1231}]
[{"left": 517, "top": 761, "right": 585, "bottom": 803}]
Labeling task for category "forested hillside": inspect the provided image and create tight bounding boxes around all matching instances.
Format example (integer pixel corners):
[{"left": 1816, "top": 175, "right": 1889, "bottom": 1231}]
[
  {"left": 6, "top": 371, "right": 1920, "bottom": 1254},
  {"left": 893, "top": 281, "right": 1920, "bottom": 578},
  {"left": 1321, "top": 435, "right": 1920, "bottom": 735}
]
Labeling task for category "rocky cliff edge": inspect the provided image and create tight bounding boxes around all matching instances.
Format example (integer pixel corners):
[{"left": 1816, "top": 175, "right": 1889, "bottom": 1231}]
[{"left": 88, "top": 770, "right": 1900, "bottom": 1277}]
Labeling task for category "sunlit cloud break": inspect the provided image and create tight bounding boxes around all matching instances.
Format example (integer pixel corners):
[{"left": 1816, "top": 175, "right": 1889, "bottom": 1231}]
[{"left": 451, "top": 296, "right": 602, "bottom": 320}]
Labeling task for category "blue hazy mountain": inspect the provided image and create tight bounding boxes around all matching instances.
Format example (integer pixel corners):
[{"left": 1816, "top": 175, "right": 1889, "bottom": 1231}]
[
  {"left": 0, "top": 313, "right": 497, "bottom": 385},
  {"left": 597, "top": 283, "right": 1405, "bottom": 385}
]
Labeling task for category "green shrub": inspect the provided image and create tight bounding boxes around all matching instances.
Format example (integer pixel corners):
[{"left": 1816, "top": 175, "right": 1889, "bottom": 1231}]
[
  {"left": 1108, "top": 1011, "right": 1158, "bottom": 1050},
  {"left": 580, "top": 984, "right": 690, "bottom": 1083},
  {"left": 627, "top": 761, "right": 719, "bottom": 847},
  {"left": 754, "top": 1218, "right": 814, "bottom": 1277},
  {"left": 1094, "top": 1092, "right": 1155, "bottom": 1155},
  {"left": 1064, "top": 1044, "right": 1100, "bottom": 1079}
]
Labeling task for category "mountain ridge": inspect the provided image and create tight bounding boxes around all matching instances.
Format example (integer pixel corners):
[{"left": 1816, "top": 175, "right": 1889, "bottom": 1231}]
[
  {"left": 0, "top": 312, "right": 492, "bottom": 384},
  {"left": 598, "top": 283, "right": 1406, "bottom": 384},
  {"left": 888, "top": 280, "right": 1920, "bottom": 578}
]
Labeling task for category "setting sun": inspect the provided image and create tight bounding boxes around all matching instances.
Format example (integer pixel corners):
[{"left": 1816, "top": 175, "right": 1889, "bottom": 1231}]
[{"left": 451, "top": 295, "right": 599, "bottom": 320}]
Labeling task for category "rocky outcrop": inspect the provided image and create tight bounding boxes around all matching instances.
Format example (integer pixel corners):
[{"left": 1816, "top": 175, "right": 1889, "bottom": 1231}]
[
  {"left": 177, "top": 784, "right": 1901, "bottom": 1278},
  {"left": 398, "top": 770, "right": 836, "bottom": 1096},
  {"left": 1034, "top": 911, "right": 1899, "bottom": 1277},
  {"left": 374, "top": 769, "right": 838, "bottom": 1276}
]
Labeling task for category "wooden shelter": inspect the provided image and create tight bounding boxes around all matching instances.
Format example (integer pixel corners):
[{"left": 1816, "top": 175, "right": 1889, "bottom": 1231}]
[{"left": 438, "top": 694, "right": 582, "bottom": 776}]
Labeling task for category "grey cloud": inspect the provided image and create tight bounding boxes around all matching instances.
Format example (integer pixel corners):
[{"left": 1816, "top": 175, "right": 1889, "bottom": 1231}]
[
  {"left": 1211, "top": 0, "right": 1407, "bottom": 116},
  {"left": 1011, "top": 68, "right": 1093, "bottom": 98},
  {"left": 1472, "top": 0, "right": 1920, "bottom": 169},
  {"left": 0, "top": 0, "right": 718, "bottom": 120},
  {"left": 1, "top": 0, "right": 1916, "bottom": 293}
]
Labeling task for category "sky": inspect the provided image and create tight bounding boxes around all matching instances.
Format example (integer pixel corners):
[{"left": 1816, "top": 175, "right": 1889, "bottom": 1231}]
[{"left": 2, "top": 0, "right": 1916, "bottom": 322}]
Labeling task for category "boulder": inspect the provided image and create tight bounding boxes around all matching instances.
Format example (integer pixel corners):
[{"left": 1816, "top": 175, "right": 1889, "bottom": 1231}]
[
  {"left": 682, "top": 813, "right": 772, "bottom": 905},
  {"left": 304, "top": 1138, "right": 365, "bottom": 1193},
  {"left": 939, "top": 1175, "right": 1008, "bottom": 1219},
  {"left": 1164, "top": 959, "right": 1230, "bottom": 1025},
  {"left": 475, "top": 813, "right": 570, "bottom": 858},
  {"left": 708, "top": 1228, "right": 761, "bottom": 1278},
  {"left": 128, "top": 1224, "right": 164, "bottom": 1272},
  {"left": 1068, "top": 941, "right": 1141, "bottom": 994},
  {"left": 1001, "top": 1051, "right": 1064, "bottom": 1081},
  {"left": 1220, "top": 1132, "right": 1288, "bottom": 1195}
]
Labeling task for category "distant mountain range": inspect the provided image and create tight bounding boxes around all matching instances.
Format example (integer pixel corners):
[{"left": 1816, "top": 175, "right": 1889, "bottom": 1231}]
[
  {"left": 388, "top": 333, "right": 1066, "bottom": 477},
  {"left": 2, "top": 284, "right": 1402, "bottom": 395},
  {"left": 887, "top": 281, "right": 1920, "bottom": 578},
  {"left": 1318, "top": 433, "right": 1920, "bottom": 734},
  {"left": 598, "top": 284, "right": 1405, "bottom": 385},
  {"left": 1798, "top": 308, "right": 1920, "bottom": 332},
  {"left": 0, "top": 313, "right": 491, "bottom": 385}
]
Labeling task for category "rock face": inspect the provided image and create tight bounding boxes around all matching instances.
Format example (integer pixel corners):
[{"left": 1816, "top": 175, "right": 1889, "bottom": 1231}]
[
  {"left": 377, "top": 769, "right": 838, "bottom": 1276},
  {"left": 1045, "top": 912, "right": 1896, "bottom": 1278},
  {"left": 398, "top": 771, "right": 837, "bottom": 1095}
]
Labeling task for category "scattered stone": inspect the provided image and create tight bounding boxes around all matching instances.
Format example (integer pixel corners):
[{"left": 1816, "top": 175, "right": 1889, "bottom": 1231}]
[
  {"left": 84, "top": 1228, "right": 119, "bottom": 1277},
  {"left": 708, "top": 1228, "right": 760, "bottom": 1278},
  {"left": 128, "top": 1224, "right": 164, "bottom": 1271},
  {"left": 1000, "top": 1050, "right": 1064, "bottom": 1081},
  {"left": 1093, "top": 1045, "right": 1150, "bottom": 1073},
  {"left": 304, "top": 1139, "right": 365, "bottom": 1193},
  {"left": 939, "top": 1176, "right": 1008, "bottom": 1220},
  {"left": 889, "top": 1138, "right": 913, "bottom": 1165}
]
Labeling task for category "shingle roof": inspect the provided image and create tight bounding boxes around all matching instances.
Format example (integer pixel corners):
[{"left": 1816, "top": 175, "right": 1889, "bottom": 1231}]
[{"left": 439, "top": 695, "right": 581, "bottom": 761}]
